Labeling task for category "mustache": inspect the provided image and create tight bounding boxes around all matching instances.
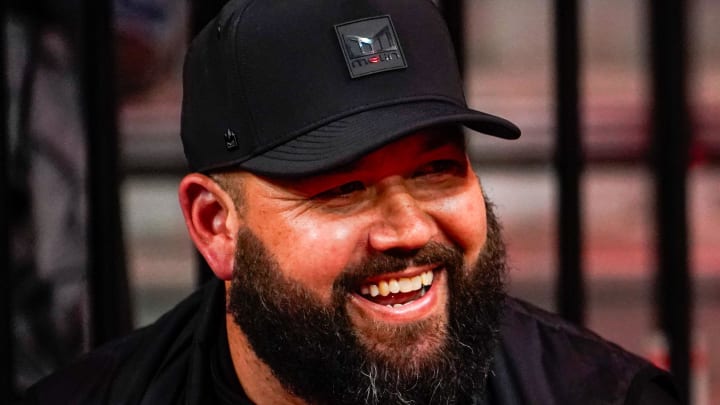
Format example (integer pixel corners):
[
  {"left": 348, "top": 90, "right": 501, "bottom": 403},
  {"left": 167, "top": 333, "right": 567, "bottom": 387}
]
[{"left": 335, "top": 242, "right": 464, "bottom": 291}]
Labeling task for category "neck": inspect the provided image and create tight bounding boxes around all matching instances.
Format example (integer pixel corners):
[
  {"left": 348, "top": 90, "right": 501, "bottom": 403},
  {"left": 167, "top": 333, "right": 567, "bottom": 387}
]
[{"left": 225, "top": 312, "right": 306, "bottom": 405}]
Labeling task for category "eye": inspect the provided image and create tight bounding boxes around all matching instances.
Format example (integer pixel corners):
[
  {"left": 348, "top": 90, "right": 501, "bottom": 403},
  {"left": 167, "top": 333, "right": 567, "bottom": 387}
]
[
  {"left": 413, "top": 160, "right": 463, "bottom": 178},
  {"left": 314, "top": 180, "right": 366, "bottom": 200}
]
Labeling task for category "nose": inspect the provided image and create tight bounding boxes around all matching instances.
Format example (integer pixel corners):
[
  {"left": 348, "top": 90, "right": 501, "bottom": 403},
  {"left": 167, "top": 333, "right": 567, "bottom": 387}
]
[{"left": 368, "top": 181, "right": 436, "bottom": 253}]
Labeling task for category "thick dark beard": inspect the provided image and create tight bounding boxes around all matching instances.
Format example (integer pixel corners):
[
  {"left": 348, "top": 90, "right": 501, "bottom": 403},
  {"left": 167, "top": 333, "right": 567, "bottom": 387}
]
[{"left": 227, "top": 200, "right": 507, "bottom": 405}]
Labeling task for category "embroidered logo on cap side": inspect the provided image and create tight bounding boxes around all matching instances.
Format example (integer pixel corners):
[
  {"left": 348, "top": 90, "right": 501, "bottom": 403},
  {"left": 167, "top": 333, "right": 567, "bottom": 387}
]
[
  {"left": 224, "top": 129, "right": 239, "bottom": 151},
  {"left": 335, "top": 16, "right": 407, "bottom": 78}
]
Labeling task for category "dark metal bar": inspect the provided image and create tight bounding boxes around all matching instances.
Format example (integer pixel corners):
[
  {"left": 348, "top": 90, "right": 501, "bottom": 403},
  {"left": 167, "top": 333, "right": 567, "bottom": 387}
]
[
  {"left": 1, "top": 1, "right": 15, "bottom": 399},
  {"left": 648, "top": 0, "right": 692, "bottom": 402},
  {"left": 553, "top": 0, "right": 585, "bottom": 325},
  {"left": 81, "top": 0, "right": 133, "bottom": 346},
  {"left": 439, "top": 0, "right": 466, "bottom": 76}
]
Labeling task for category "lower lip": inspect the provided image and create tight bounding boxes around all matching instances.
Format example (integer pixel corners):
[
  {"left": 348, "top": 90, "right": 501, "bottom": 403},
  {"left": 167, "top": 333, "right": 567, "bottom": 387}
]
[{"left": 348, "top": 270, "right": 444, "bottom": 323}]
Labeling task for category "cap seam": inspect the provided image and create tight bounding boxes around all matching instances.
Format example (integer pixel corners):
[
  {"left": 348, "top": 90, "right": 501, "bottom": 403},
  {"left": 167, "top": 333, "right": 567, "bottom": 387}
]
[{"left": 229, "top": 0, "right": 261, "bottom": 143}]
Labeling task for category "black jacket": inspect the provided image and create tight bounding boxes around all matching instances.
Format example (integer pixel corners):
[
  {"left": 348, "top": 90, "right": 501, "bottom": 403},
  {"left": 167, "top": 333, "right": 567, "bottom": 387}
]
[{"left": 24, "top": 279, "right": 680, "bottom": 404}]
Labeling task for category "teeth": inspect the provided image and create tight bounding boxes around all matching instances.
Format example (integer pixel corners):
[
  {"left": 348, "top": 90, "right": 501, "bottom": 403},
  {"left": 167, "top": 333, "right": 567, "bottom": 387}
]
[
  {"left": 360, "top": 270, "right": 434, "bottom": 299},
  {"left": 421, "top": 271, "right": 433, "bottom": 286},
  {"left": 378, "top": 280, "right": 390, "bottom": 297},
  {"left": 386, "top": 301, "right": 416, "bottom": 309},
  {"left": 398, "top": 278, "right": 413, "bottom": 292},
  {"left": 411, "top": 276, "right": 422, "bottom": 291}
]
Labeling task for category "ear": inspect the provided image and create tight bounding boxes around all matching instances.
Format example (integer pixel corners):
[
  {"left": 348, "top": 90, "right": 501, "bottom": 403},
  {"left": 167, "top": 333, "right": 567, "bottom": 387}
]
[{"left": 178, "top": 173, "right": 240, "bottom": 280}]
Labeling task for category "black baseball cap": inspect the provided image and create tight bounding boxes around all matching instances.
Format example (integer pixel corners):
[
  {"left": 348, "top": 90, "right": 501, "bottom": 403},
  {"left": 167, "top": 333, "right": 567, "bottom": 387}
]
[{"left": 181, "top": 0, "right": 520, "bottom": 177}]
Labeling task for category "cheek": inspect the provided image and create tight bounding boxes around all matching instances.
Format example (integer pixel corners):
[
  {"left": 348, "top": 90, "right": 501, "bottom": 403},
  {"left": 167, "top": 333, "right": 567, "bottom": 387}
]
[
  {"left": 433, "top": 191, "right": 488, "bottom": 260},
  {"left": 304, "top": 225, "right": 356, "bottom": 268},
  {"left": 272, "top": 218, "right": 362, "bottom": 296}
]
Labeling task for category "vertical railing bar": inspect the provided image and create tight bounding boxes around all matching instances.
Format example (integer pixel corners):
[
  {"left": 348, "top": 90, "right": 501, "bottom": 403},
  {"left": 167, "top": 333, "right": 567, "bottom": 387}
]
[
  {"left": 1, "top": 0, "right": 15, "bottom": 398},
  {"left": 81, "top": 0, "right": 133, "bottom": 347},
  {"left": 648, "top": 0, "right": 692, "bottom": 402},
  {"left": 553, "top": 0, "right": 585, "bottom": 324}
]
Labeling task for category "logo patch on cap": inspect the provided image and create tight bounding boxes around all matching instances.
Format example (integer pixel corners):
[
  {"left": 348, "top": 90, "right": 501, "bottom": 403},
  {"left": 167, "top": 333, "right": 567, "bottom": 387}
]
[{"left": 335, "top": 16, "right": 407, "bottom": 78}]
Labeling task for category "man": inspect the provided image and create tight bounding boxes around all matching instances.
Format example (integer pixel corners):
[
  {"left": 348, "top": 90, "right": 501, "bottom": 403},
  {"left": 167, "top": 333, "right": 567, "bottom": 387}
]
[{"left": 25, "top": 0, "right": 681, "bottom": 404}]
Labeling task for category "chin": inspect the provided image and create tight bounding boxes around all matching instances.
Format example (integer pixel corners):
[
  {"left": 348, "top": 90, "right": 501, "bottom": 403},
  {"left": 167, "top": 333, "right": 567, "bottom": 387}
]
[{"left": 351, "top": 310, "right": 450, "bottom": 367}]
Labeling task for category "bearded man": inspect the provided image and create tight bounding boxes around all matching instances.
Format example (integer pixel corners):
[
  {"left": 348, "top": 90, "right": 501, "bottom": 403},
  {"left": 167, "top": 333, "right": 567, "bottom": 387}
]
[{"left": 25, "top": 0, "right": 680, "bottom": 404}]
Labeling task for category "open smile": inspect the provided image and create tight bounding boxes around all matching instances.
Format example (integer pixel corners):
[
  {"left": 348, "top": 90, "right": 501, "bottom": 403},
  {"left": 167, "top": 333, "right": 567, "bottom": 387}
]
[
  {"left": 349, "top": 266, "right": 444, "bottom": 323},
  {"left": 359, "top": 270, "right": 434, "bottom": 307}
]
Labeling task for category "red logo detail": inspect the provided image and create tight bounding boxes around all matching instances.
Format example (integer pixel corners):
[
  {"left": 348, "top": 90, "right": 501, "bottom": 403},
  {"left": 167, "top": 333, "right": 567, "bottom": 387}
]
[{"left": 369, "top": 56, "right": 380, "bottom": 63}]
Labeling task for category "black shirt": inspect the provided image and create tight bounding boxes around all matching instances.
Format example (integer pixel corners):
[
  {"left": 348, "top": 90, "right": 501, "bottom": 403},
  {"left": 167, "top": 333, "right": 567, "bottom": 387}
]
[
  {"left": 210, "top": 316, "right": 253, "bottom": 405},
  {"left": 25, "top": 279, "right": 682, "bottom": 404}
]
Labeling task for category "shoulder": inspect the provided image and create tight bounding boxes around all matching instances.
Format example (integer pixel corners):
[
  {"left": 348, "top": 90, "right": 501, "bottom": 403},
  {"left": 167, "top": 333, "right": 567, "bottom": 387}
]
[
  {"left": 495, "top": 297, "right": 681, "bottom": 405},
  {"left": 500, "top": 297, "right": 650, "bottom": 371},
  {"left": 23, "top": 280, "right": 223, "bottom": 404}
]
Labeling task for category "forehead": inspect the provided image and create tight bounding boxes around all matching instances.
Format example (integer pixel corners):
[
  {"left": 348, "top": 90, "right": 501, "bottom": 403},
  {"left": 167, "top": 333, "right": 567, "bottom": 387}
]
[{"left": 253, "top": 127, "right": 467, "bottom": 193}]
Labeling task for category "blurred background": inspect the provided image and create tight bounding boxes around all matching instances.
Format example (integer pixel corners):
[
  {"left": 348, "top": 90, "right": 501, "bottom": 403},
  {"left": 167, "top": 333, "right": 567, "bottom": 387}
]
[{"left": 3, "top": 0, "right": 718, "bottom": 403}]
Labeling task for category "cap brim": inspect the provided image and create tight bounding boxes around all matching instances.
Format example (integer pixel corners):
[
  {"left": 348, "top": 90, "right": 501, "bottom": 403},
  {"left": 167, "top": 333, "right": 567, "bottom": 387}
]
[{"left": 240, "top": 100, "right": 521, "bottom": 177}]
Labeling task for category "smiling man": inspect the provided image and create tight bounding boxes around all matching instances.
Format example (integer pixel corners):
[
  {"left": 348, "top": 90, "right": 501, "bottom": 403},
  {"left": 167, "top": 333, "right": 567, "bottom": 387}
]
[
  {"left": 25, "top": 0, "right": 681, "bottom": 404},
  {"left": 199, "top": 128, "right": 508, "bottom": 404}
]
